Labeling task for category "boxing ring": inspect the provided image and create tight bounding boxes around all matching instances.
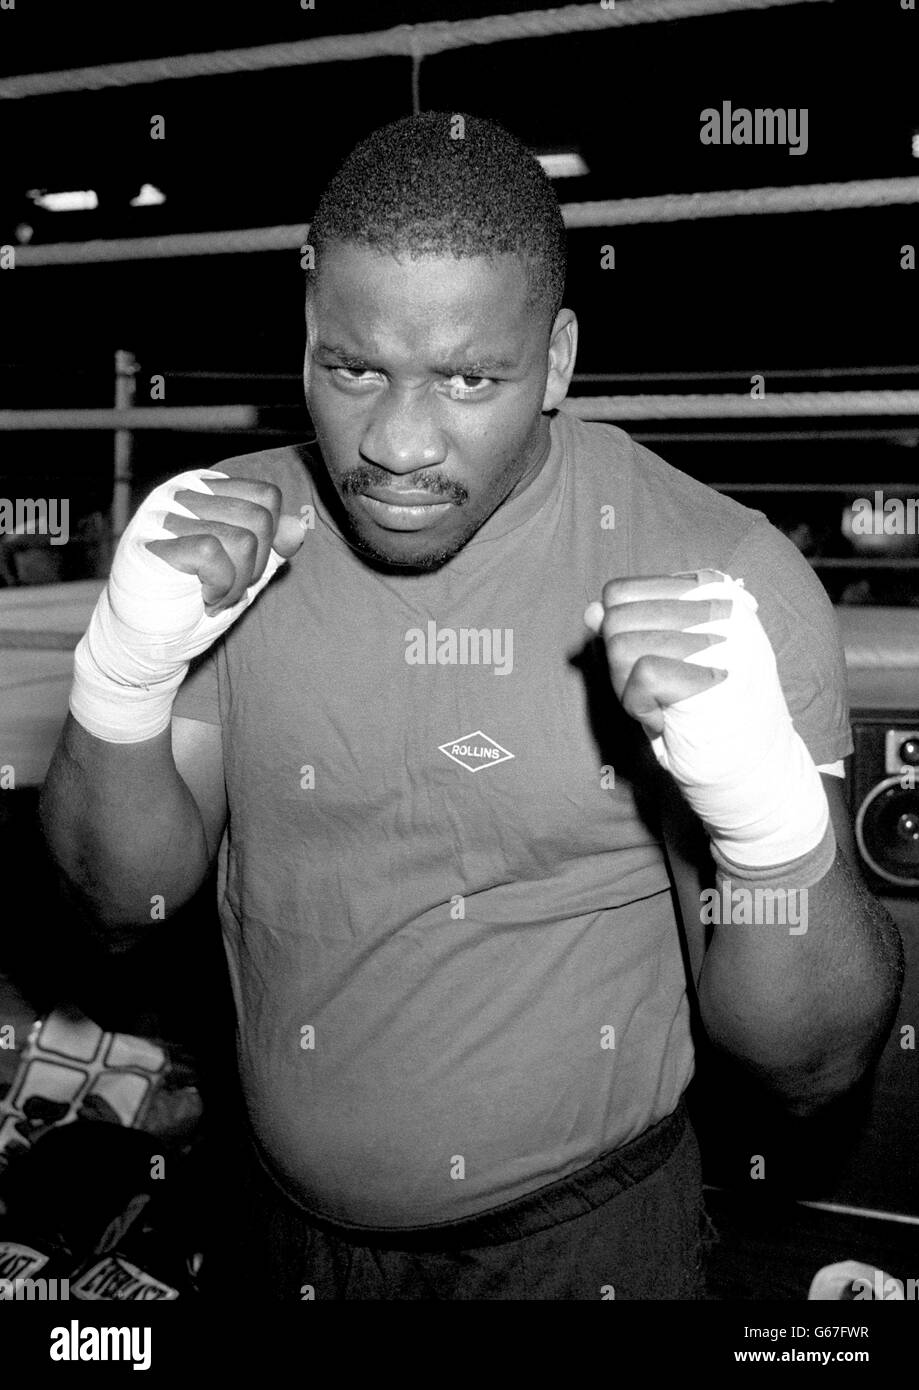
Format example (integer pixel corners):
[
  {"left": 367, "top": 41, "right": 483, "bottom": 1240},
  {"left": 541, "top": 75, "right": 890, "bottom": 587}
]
[{"left": 2, "top": 0, "right": 919, "bottom": 1293}]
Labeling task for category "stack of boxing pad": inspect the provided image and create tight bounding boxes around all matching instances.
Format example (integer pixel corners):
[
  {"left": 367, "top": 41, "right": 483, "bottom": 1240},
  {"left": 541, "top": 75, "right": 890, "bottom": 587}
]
[{"left": 0, "top": 1004, "right": 206, "bottom": 1300}]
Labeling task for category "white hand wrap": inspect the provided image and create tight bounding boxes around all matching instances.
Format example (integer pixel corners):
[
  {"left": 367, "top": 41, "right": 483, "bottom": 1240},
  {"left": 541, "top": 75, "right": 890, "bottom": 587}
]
[
  {"left": 650, "top": 572, "right": 830, "bottom": 871},
  {"left": 70, "top": 469, "right": 288, "bottom": 743}
]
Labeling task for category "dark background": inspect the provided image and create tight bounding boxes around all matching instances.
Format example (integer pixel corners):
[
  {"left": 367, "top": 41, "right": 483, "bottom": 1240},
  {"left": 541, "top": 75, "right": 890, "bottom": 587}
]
[{"left": 1, "top": 0, "right": 917, "bottom": 587}]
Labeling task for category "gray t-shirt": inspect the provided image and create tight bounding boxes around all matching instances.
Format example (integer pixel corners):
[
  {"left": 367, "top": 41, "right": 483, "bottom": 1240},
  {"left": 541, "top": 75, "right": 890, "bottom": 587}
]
[{"left": 173, "top": 410, "right": 852, "bottom": 1227}]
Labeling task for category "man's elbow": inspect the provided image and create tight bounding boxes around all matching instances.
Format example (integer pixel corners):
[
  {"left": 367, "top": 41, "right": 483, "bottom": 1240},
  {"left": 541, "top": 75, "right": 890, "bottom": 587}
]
[
  {"left": 766, "top": 1026, "right": 897, "bottom": 1121},
  {"left": 779, "top": 1076, "right": 863, "bottom": 1122}
]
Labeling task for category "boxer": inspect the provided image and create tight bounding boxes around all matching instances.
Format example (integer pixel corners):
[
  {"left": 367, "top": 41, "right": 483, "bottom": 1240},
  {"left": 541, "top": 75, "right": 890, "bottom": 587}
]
[{"left": 42, "top": 111, "right": 903, "bottom": 1302}]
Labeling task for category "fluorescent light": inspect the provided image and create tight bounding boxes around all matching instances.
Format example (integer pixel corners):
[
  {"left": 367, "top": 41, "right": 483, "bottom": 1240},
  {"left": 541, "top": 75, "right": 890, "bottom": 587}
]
[
  {"left": 537, "top": 151, "right": 589, "bottom": 179},
  {"left": 130, "top": 182, "right": 166, "bottom": 207},
  {"left": 912, "top": 132, "right": 919, "bottom": 159},
  {"left": 27, "top": 188, "right": 98, "bottom": 212}
]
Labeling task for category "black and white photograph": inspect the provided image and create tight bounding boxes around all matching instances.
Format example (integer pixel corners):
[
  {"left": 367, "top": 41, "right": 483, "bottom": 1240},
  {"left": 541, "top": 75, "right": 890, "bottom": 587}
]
[{"left": 0, "top": 0, "right": 917, "bottom": 1363}]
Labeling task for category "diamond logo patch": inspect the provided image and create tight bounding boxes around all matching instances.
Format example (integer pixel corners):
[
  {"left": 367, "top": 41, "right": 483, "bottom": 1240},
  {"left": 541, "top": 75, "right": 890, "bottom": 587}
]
[{"left": 438, "top": 730, "right": 514, "bottom": 773}]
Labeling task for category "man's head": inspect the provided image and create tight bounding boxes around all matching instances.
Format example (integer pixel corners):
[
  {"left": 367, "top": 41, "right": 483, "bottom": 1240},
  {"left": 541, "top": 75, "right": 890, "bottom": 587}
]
[{"left": 303, "top": 111, "right": 577, "bottom": 572}]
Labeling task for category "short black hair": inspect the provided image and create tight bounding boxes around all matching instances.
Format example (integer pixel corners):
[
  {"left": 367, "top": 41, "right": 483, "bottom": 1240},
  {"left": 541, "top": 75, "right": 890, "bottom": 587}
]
[{"left": 307, "top": 111, "right": 567, "bottom": 324}]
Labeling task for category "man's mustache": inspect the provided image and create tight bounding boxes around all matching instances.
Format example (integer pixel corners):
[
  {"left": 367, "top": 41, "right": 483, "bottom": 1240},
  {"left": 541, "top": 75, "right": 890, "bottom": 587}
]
[{"left": 341, "top": 468, "right": 467, "bottom": 504}]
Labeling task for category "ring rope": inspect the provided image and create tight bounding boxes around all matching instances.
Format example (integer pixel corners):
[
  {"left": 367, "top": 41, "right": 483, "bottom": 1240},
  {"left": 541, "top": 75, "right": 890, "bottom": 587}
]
[
  {"left": 0, "top": 406, "right": 259, "bottom": 431},
  {"left": 562, "top": 177, "right": 919, "bottom": 227},
  {"left": 12, "top": 175, "right": 919, "bottom": 268},
  {"left": 12, "top": 226, "right": 309, "bottom": 267},
  {"left": 561, "top": 391, "right": 919, "bottom": 420},
  {"left": 0, "top": 393, "right": 917, "bottom": 432},
  {"left": 0, "top": 0, "right": 831, "bottom": 99},
  {"left": 574, "top": 365, "right": 919, "bottom": 382}
]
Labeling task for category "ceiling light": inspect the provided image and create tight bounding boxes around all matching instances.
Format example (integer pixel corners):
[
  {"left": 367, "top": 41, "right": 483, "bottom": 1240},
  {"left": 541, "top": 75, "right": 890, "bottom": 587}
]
[
  {"left": 130, "top": 183, "right": 166, "bottom": 207},
  {"left": 536, "top": 151, "right": 589, "bottom": 179},
  {"left": 27, "top": 188, "right": 99, "bottom": 212}
]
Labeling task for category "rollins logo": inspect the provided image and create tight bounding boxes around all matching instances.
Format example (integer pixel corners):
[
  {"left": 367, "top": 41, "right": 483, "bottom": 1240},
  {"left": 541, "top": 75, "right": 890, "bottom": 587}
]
[
  {"left": 404, "top": 622, "right": 514, "bottom": 675},
  {"left": 438, "top": 731, "right": 514, "bottom": 772}
]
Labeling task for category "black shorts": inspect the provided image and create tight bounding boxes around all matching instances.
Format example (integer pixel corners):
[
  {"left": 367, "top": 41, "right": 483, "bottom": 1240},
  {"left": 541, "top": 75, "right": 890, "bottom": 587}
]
[{"left": 203, "top": 1099, "right": 710, "bottom": 1300}]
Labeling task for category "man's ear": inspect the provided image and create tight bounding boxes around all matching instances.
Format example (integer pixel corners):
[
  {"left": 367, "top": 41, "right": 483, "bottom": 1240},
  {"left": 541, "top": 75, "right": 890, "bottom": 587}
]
[{"left": 542, "top": 308, "right": 578, "bottom": 412}]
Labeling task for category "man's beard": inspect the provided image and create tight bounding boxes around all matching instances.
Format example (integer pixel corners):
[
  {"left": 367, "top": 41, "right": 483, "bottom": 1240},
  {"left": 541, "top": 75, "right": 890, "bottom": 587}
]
[{"left": 337, "top": 507, "right": 469, "bottom": 574}]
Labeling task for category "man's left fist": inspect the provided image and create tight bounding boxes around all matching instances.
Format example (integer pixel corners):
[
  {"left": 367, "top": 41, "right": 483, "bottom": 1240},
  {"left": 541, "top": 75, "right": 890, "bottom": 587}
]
[
  {"left": 584, "top": 569, "right": 830, "bottom": 873},
  {"left": 583, "top": 570, "right": 731, "bottom": 739}
]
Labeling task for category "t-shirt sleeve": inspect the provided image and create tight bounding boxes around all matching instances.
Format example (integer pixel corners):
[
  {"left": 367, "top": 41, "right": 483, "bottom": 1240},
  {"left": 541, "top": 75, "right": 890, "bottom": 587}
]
[
  {"left": 172, "top": 647, "right": 220, "bottom": 726},
  {"left": 725, "top": 516, "right": 853, "bottom": 768}
]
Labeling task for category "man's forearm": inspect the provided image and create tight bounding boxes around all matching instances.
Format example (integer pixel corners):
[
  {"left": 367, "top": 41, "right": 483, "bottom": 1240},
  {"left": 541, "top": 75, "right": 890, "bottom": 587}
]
[
  {"left": 40, "top": 713, "right": 212, "bottom": 940},
  {"left": 697, "top": 848, "right": 904, "bottom": 1115}
]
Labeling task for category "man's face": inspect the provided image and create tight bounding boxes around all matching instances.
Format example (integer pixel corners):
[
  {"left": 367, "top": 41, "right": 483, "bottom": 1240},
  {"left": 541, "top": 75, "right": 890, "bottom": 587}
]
[{"left": 304, "top": 242, "right": 576, "bottom": 571}]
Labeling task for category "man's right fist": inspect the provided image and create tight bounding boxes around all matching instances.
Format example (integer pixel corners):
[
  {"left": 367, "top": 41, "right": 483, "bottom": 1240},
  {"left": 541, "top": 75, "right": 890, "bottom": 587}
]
[
  {"left": 69, "top": 469, "right": 307, "bottom": 744},
  {"left": 146, "top": 476, "right": 307, "bottom": 614}
]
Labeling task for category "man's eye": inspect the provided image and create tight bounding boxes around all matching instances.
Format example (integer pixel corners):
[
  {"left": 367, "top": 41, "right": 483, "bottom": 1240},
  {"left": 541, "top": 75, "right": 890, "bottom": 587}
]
[
  {"left": 331, "top": 367, "right": 377, "bottom": 384},
  {"left": 446, "top": 374, "right": 492, "bottom": 398}
]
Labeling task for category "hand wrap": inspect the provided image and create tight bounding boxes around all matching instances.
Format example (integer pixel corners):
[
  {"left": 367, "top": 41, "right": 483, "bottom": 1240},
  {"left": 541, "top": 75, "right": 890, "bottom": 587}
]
[
  {"left": 649, "top": 571, "right": 831, "bottom": 875},
  {"left": 70, "top": 469, "right": 288, "bottom": 743}
]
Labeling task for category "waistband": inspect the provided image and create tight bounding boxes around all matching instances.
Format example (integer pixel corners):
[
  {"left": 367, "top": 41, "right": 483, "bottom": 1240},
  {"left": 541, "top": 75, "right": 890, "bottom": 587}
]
[{"left": 248, "top": 1100, "right": 691, "bottom": 1252}]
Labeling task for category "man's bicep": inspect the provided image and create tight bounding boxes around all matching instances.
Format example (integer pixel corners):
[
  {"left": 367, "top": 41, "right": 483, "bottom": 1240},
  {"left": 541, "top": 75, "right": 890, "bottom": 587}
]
[{"left": 171, "top": 715, "right": 227, "bottom": 861}]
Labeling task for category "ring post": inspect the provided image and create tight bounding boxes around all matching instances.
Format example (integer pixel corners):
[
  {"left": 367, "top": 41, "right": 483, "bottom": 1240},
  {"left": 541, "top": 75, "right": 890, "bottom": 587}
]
[{"left": 112, "top": 350, "right": 138, "bottom": 550}]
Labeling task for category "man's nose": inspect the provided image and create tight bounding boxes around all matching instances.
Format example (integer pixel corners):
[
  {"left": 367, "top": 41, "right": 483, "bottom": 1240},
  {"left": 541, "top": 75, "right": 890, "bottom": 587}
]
[{"left": 360, "top": 390, "right": 448, "bottom": 474}]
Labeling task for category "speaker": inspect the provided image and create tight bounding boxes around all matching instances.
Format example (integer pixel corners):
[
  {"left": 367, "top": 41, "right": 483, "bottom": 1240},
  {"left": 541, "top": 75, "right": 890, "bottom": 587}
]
[
  {"left": 848, "top": 713, "right": 919, "bottom": 893},
  {"left": 818, "top": 711, "right": 919, "bottom": 1214}
]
